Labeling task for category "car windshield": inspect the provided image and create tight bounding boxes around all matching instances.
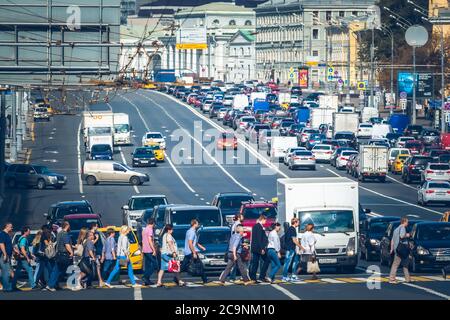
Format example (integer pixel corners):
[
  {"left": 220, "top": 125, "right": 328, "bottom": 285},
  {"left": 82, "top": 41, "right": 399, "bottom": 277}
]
[
  {"left": 405, "top": 142, "right": 421, "bottom": 148},
  {"left": 130, "top": 197, "right": 167, "bottom": 210},
  {"left": 114, "top": 124, "right": 129, "bottom": 133},
  {"left": 218, "top": 196, "right": 253, "bottom": 209},
  {"left": 146, "top": 145, "right": 160, "bottom": 151},
  {"left": 243, "top": 206, "right": 277, "bottom": 219},
  {"left": 146, "top": 133, "right": 163, "bottom": 139},
  {"left": 198, "top": 230, "right": 230, "bottom": 245},
  {"left": 34, "top": 166, "right": 51, "bottom": 174},
  {"left": 171, "top": 209, "right": 221, "bottom": 227},
  {"left": 342, "top": 151, "right": 358, "bottom": 156},
  {"left": 67, "top": 219, "right": 101, "bottom": 231},
  {"left": 424, "top": 131, "right": 438, "bottom": 136},
  {"left": 370, "top": 221, "right": 393, "bottom": 233},
  {"left": 221, "top": 133, "right": 235, "bottom": 139},
  {"left": 56, "top": 205, "right": 93, "bottom": 219},
  {"left": 92, "top": 145, "right": 111, "bottom": 152},
  {"left": 428, "top": 182, "right": 450, "bottom": 189},
  {"left": 417, "top": 225, "right": 450, "bottom": 241},
  {"left": 313, "top": 145, "right": 331, "bottom": 150},
  {"left": 412, "top": 158, "right": 432, "bottom": 165},
  {"left": 335, "top": 133, "right": 354, "bottom": 140},
  {"left": 440, "top": 155, "right": 450, "bottom": 162},
  {"left": 88, "top": 127, "right": 111, "bottom": 135},
  {"left": 135, "top": 148, "right": 154, "bottom": 156},
  {"left": 310, "top": 134, "right": 323, "bottom": 140},
  {"left": 294, "top": 151, "right": 312, "bottom": 156},
  {"left": 408, "top": 126, "right": 423, "bottom": 131},
  {"left": 360, "top": 124, "right": 372, "bottom": 128},
  {"left": 299, "top": 210, "right": 354, "bottom": 233},
  {"left": 429, "top": 164, "right": 450, "bottom": 170}
]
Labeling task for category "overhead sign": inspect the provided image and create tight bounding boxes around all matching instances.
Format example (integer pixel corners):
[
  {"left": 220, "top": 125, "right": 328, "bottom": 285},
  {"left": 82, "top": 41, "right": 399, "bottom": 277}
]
[
  {"left": 357, "top": 82, "right": 366, "bottom": 91},
  {"left": 416, "top": 73, "right": 433, "bottom": 98},
  {"left": 176, "top": 27, "right": 207, "bottom": 50},
  {"left": 400, "top": 98, "right": 407, "bottom": 110}
]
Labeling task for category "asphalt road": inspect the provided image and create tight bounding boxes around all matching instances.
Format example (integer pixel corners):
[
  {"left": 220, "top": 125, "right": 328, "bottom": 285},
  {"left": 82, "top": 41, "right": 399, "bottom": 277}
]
[{"left": 2, "top": 89, "right": 450, "bottom": 300}]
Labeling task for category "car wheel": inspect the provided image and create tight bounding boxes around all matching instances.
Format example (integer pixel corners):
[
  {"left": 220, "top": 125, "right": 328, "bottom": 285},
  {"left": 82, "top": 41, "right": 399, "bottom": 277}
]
[
  {"left": 130, "top": 176, "right": 141, "bottom": 186},
  {"left": 37, "top": 179, "right": 46, "bottom": 190},
  {"left": 86, "top": 175, "right": 97, "bottom": 186}
]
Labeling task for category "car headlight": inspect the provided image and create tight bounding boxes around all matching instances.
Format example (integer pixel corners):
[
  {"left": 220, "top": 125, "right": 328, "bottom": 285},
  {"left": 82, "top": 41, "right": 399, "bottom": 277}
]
[
  {"left": 132, "top": 250, "right": 142, "bottom": 257},
  {"left": 416, "top": 246, "right": 430, "bottom": 255},
  {"left": 346, "top": 237, "right": 356, "bottom": 256},
  {"left": 370, "top": 239, "right": 380, "bottom": 246},
  {"left": 133, "top": 158, "right": 139, "bottom": 161},
  {"left": 150, "top": 158, "right": 155, "bottom": 160},
  {"left": 48, "top": 176, "right": 58, "bottom": 182}
]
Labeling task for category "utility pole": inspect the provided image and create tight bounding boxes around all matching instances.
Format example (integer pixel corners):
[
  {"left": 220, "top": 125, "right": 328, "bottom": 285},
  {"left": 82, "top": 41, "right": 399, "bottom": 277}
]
[
  {"left": 390, "top": 33, "right": 394, "bottom": 116},
  {"left": 412, "top": 45, "right": 417, "bottom": 124},
  {"left": 16, "top": 90, "right": 23, "bottom": 152},
  {"left": 10, "top": 89, "right": 17, "bottom": 162},
  {"left": 440, "top": 26, "right": 446, "bottom": 133},
  {"left": 369, "top": 26, "right": 375, "bottom": 108}
]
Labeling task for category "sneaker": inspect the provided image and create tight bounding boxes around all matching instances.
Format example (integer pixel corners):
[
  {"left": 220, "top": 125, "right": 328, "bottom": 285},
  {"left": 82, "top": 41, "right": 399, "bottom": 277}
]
[
  {"left": 263, "top": 277, "right": 272, "bottom": 283},
  {"left": 44, "top": 286, "right": 56, "bottom": 292},
  {"left": 290, "top": 275, "right": 299, "bottom": 281},
  {"left": 104, "top": 283, "right": 114, "bottom": 288},
  {"left": 281, "top": 277, "right": 290, "bottom": 282}
]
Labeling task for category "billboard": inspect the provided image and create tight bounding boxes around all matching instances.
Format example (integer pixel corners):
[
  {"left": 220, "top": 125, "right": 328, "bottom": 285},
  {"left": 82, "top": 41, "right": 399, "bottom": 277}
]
[
  {"left": 176, "top": 27, "right": 207, "bottom": 50},
  {"left": 398, "top": 72, "right": 415, "bottom": 98},
  {"left": 398, "top": 72, "right": 433, "bottom": 99},
  {"left": 298, "top": 68, "right": 308, "bottom": 88}
]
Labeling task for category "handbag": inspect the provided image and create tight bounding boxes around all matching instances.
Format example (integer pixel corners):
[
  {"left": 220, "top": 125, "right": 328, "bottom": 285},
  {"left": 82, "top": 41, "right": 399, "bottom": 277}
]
[
  {"left": 396, "top": 242, "right": 410, "bottom": 260},
  {"left": 74, "top": 243, "right": 84, "bottom": 257},
  {"left": 168, "top": 258, "right": 180, "bottom": 273},
  {"left": 188, "top": 257, "right": 203, "bottom": 276},
  {"left": 240, "top": 247, "right": 251, "bottom": 262},
  {"left": 307, "top": 255, "right": 320, "bottom": 274},
  {"left": 78, "top": 257, "right": 93, "bottom": 275}
]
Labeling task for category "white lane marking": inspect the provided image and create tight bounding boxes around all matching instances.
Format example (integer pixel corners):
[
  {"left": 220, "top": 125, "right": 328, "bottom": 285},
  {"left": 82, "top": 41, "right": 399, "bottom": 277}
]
[
  {"left": 145, "top": 91, "right": 289, "bottom": 179},
  {"left": 271, "top": 284, "right": 301, "bottom": 300},
  {"left": 138, "top": 94, "right": 252, "bottom": 193},
  {"left": 43, "top": 159, "right": 58, "bottom": 163},
  {"left": 77, "top": 121, "right": 84, "bottom": 194},
  {"left": 45, "top": 150, "right": 59, "bottom": 154},
  {"left": 403, "top": 282, "right": 450, "bottom": 300},
  {"left": 326, "top": 169, "right": 444, "bottom": 216},
  {"left": 119, "top": 94, "right": 196, "bottom": 193},
  {"left": 407, "top": 214, "right": 420, "bottom": 218},
  {"left": 205, "top": 202, "right": 210, "bottom": 205},
  {"left": 165, "top": 152, "right": 196, "bottom": 193},
  {"left": 134, "top": 286, "right": 143, "bottom": 300},
  {"left": 119, "top": 147, "right": 140, "bottom": 194},
  {"left": 386, "top": 175, "right": 418, "bottom": 191},
  {"left": 48, "top": 137, "right": 54, "bottom": 140},
  {"left": 320, "top": 278, "right": 346, "bottom": 284},
  {"left": 200, "top": 198, "right": 205, "bottom": 201}
]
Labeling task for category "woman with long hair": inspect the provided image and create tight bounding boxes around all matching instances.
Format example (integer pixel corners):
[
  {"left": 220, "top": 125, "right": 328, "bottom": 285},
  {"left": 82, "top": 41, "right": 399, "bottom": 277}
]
[
  {"left": 156, "top": 224, "right": 185, "bottom": 287},
  {"left": 33, "top": 225, "right": 53, "bottom": 288}
]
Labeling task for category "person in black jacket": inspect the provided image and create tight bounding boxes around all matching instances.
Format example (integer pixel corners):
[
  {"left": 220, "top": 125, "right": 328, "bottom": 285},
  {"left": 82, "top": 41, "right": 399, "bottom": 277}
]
[{"left": 249, "top": 215, "right": 270, "bottom": 283}]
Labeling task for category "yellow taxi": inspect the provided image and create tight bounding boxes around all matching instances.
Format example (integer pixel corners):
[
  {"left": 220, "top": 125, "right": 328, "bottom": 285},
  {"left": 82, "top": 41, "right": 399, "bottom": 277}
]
[
  {"left": 142, "top": 82, "right": 157, "bottom": 89},
  {"left": 391, "top": 154, "right": 410, "bottom": 174},
  {"left": 99, "top": 226, "right": 143, "bottom": 271},
  {"left": 143, "top": 144, "right": 165, "bottom": 162}
]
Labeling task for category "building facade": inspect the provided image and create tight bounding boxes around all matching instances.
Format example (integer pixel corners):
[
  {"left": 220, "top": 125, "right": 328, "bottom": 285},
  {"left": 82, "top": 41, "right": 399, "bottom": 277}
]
[{"left": 255, "top": 0, "right": 375, "bottom": 88}]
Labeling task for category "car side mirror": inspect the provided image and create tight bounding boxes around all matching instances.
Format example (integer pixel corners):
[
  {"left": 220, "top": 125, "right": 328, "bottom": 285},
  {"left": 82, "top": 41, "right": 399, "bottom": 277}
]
[
  {"left": 122, "top": 205, "right": 129, "bottom": 210},
  {"left": 364, "top": 208, "right": 371, "bottom": 214}
]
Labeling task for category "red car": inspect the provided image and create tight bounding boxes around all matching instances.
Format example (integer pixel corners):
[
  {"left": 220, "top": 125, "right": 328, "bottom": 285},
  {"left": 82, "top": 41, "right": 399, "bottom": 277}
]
[
  {"left": 239, "top": 202, "right": 277, "bottom": 240},
  {"left": 217, "top": 132, "right": 238, "bottom": 150},
  {"left": 405, "top": 140, "right": 423, "bottom": 155},
  {"left": 440, "top": 133, "right": 450, "bottom": 150},
  {"left": 187, "top": 94, "right": 198, "bottom": 105}
]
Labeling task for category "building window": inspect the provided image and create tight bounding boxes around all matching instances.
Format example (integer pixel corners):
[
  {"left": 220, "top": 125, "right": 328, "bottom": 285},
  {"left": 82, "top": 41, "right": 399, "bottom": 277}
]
[
  {"left": 240, "top": 47, "right": 244, "bottom": 56},
  {"left": 312, "top": 29, "right": 319, "bottom": 40},
  {"left": 339, "top": 11, "right": 345, "bottom": 18},
  {"left": 326, "top": 11, "right": 332, "bottom": 21},
  {"left": 313, "top": 50, "right": 319, "bottom": 56},
  {"left": 352, "top": 11, "right": 358, "bottom": 16},
  {"left": 229, "top": 20, "right": 236, "bottom": 26},
  {"left": 233, "top": 48, "right": 237, "bottom": 56},
  {"left": 312, "top": 11, "right": 319, "bottom": 18},
  {"left": 212, "top": 19, "right": 220, "bottom": 26},
  {"left": 245, "top": 20, "right": 252, "bottom": 26}
]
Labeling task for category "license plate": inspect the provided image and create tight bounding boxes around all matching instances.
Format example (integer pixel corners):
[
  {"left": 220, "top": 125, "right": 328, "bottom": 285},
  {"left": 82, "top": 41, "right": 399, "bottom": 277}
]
[
  {"left": 209, "top": 260, "right": 227, "bottom": 266},
  {"left": 318, "top": 258, "right": 337, "bottom": 264},
  {"left": 436, "top": 193, "right": 446, "bottom": 196},
  {"left": 436, "top": 256, "right": 450, "bottom": 261},
  {"left": 436, "top": 172, "right": 444, "bottom": 175},
  {"left": 141, "top": 160, "right": 149, "bottom": 163}
]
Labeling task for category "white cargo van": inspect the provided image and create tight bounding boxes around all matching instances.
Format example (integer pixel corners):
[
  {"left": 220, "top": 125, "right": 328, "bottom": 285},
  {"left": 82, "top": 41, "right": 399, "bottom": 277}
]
[
  {"left": 267, "top": 136, "right": 297, "bottom": 162},
  {"left": 82, "top": 161, "right": 149, "bottom": 186},
  {"left": 113, "top": 113, "right": 131, "bottom": 145},
  {"left": 371, "top": 123, "right": 393, "bottom": 139},
  {"left": 233, "top": 94, "right": 249, "bottom": 111},
  {"left": 357, "top": 145, "right": 388, "bottom": 182},
  {"left": 277, "top": 177, "right": 359, "bottom": 273}
]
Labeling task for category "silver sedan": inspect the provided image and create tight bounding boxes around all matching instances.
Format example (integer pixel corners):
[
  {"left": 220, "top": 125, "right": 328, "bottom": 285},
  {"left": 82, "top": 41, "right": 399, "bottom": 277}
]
[
  {"left": 288, "top": 150, "right": 316, "bottom": 170},
  {"left": 417, "top": 180, "right": 450, "bottom": 206}
]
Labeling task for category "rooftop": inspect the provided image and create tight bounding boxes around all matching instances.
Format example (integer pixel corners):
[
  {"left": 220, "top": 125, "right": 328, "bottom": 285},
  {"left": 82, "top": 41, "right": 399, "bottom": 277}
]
[{"left": 176, "top": 2, "right": 255, "bottom": 16}]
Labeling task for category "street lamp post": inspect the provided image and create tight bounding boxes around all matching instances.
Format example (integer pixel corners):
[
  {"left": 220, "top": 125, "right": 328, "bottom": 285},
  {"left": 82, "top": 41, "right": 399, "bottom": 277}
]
[{"left": 369, "top": 26, "right": 375, "bottom": 108}]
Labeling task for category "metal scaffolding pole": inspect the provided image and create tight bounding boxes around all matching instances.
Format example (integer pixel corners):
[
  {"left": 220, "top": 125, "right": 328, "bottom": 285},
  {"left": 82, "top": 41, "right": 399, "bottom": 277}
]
[{"left": 10, "top": 90, "right": 17, "bottom": 162}]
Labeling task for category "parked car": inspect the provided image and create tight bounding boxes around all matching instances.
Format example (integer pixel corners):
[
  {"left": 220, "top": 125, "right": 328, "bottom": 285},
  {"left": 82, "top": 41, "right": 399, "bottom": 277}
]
[
  {"left": 417, "top": 180, "right": 450, "bottom": 206},
  {"left": 408, "top": 222, "right": 450, "bottom": 272},
  {"left": 5, "top": 164, "right": 67, "bottom": 190},
  {"left": 359, "top": 216, "right": 400, "bottom": 261}
]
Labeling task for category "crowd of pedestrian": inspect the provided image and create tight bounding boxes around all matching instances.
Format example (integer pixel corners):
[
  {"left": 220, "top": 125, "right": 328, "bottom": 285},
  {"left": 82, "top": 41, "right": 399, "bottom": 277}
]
[{"left": 4, "top": 214, "right": 442, "bottom": 292}]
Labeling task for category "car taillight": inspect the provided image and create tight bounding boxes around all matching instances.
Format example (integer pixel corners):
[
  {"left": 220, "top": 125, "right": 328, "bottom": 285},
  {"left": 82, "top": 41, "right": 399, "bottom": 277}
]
[
  {"left": 447, "top": 191, "right": 450, "bottom": 194},
  {"left": 426, "top": 170, "right": 434, "bottom": 174},
  {"left": 240, "top": 122, "right": 244, "bottom": 126},
  {"left": 447, "top": 171, "right": 450, "bottom": 174},
  {"left": 293, "top": 156, "right": 300, "bottom": 160},
  {"left": 326, "top": 151, "right": 332, "bottom": 154},
  {"left": 425, "top": 190, "right": 435, "bottom": 194},
  {"left": 340, "top": 157, "right": 346, "bottom": 160},
  {"left": 409, "top": 165, "right": 414, "bottom": 170},
  {"left": 310, "top": 157, "right": 315, "bottom": 160}
]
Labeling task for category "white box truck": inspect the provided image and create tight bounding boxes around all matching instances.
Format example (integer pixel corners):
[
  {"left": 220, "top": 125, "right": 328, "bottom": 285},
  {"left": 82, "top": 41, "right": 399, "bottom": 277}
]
[
  {"left": 318, "top": 95, "right": 339, "bottom": 111},
  {"left": 310, "top": 108, "right": 334, "bottom": 128},
  {"left": 82, "top": 111, "right": 114, "bottom": 153},
  {"left": 113, "top": 113, "right": 131, "bottom": 145},
  {"left": 361, "top": 107, "right": 379, "bottom": 123},
  {"left": 233, "top": 94, "right": 249, "bottom": 111},
  {"left": 356, "top": 145, "right": 388, "bottom": 182},
  {"left": 332, "top": 112, "right": 360, "bottom": 137},
  {"left": 277, "top": 177, "right": 359, "bottom": 272},
  {"left": 371, "top": 123, "right": 393, "bottom": 139},
  {"left": 267, "top": 136, "right": 297, "bottom": 162}
]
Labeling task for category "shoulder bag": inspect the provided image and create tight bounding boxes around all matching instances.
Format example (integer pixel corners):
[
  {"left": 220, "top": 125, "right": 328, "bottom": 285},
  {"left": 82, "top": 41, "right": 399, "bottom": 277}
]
[
  {"left": 307, "top": 246, "right": 320, "bottom": 274},
  {"left": 45, "top": 241, "right": 57, "bottom": 259},
  {"left": 168, "top": 257, "right": 180, "bottom": 273}
]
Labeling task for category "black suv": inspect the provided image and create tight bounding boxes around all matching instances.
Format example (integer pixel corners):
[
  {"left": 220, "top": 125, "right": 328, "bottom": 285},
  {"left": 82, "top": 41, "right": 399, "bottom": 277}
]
[
  {"left": 402, "top": 156, "right": 433, "bottom": 183},
  {"left": 211, "top": 192, "right": 255, "bottom": 225},
  {"left": 359, "top": 216, "right": 400, "bottom": 261},
  {"left": 404, "top": 125, "right": 424, "bottom": 139},
  {"left": 5, "top": 164, "right": 67, "bottom": 190},
  {"left": 44, "top": 200, "right": 94, "bottom": 227}
]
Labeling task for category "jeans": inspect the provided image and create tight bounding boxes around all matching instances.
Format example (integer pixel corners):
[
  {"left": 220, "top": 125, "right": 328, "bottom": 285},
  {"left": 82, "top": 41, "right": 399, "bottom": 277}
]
[
  {"left": 142, "top": 253, "right": 157, "bottom": 283},
  {"left": 283, "top": 250, "right": 300, "bottom": 278},
  {"left": 102, "top": 259, "right": 115, "bottom": 280},
  {"left": 0, "top": 257, "right": 12, "bottom": 291},
  {"left": 249, "top": 252, "right": 270, "bottom": 281},
  {"left": 12, "top": 259, "right": 35, "bottom": 289},
  {"left": 48, "top": 261, "right": 68, "bottom": 289},
  {"left": 106, "top": 256, "right": 136, "bottom": 285},
  {"left": 267, "top": 249, "right": 281, "bottom": 281},
  {"left": 181, "top": 254, "right": 207, "bottom": 283},
  {"left": 34, "top": 257, "right": 51, "bottom": 286}
]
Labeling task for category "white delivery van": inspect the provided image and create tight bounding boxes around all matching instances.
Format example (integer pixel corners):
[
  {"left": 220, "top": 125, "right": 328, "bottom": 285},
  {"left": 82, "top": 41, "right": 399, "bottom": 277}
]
[
  {"left": 357, "top": 145, "right": 388, "bottom": 182},
  {"left": 82, "top": 111, "right": 114, "bottom": 152},
  {"left": 277, "top": 177, "right": 359, "bottom": 273},
  {"left": 318, "top": 95, "right": 339, "bottom": 111},
  {"left": 113, "top": 113, "right": 131, "bottom": 145},
  {"left": 361, "top": 107, "right": 379, "bottom": 123},
  {"left": 310, "top": 108, "right": 334, "bottom": 128},
  {"left": 332, "top": 113, "right": 359, "bottom": 137},
  {"left": 233, "top": 94, "right": 249, "bottom": 111},
  {"left": 268, "top": 136, "right": 297, "bottom": 162},
  {"left": 371, "top": 123, "right": 393, "bottom": 139}
]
